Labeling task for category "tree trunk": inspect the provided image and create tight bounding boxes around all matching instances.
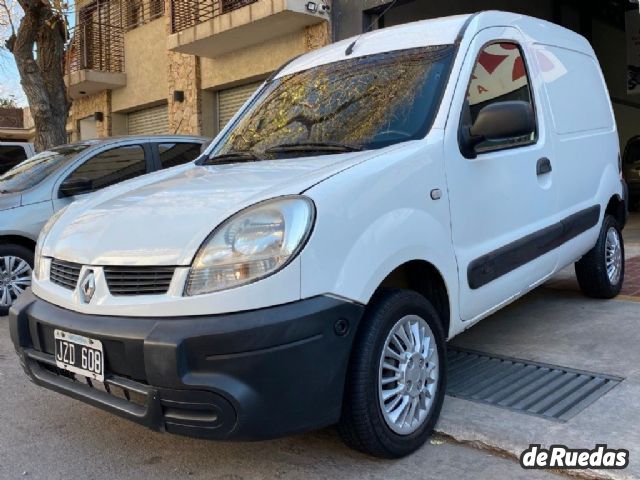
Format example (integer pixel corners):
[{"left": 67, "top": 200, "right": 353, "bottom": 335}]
[{"left": 9, "top": 0, "right": 69, "bottom": 151}]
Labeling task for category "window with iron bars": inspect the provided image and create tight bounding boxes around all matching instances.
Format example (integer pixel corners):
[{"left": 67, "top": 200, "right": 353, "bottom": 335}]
[
  {"left": 170, "top": 0, "right": 258, "bottom": 34},
  {"left": 77, "top": 0, "right": 166, "bottom": 32}
]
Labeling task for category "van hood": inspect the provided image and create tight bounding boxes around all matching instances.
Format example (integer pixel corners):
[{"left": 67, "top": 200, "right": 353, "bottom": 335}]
[{"left": 43, "top": 149, "right": 386, "bottom": 266}]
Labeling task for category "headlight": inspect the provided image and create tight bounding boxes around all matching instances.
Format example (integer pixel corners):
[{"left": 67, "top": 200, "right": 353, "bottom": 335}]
[
  {"left": 34, "top": 206, "right": 69, "bottom": 280},
  {"left": 185, "top": 196, "right": 315, "bottom": 296}
]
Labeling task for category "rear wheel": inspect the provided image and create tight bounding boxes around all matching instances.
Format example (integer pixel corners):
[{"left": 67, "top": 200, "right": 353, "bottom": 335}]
[
  {"left": 575, "top": 215, "right": 624, "bottom": 299},
  {"left": 338, "top": 289, "right": 446, "bottom": 458},
  {"left": 0, "top": 244, "right": 34, "bottom": 316}
]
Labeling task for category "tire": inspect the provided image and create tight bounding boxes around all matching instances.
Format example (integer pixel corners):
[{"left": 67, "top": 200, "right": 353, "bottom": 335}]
[
  {"left": 0, "top": 244, "right": 34, "bottom": 316},
  {"left": 338, "top": 289, "right": 447, "bottom": 458},
  {"left": 575, "top": 215, "right": 624, "bottom": 299}
]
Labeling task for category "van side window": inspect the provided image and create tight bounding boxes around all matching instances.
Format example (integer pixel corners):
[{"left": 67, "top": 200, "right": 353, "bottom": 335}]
[
  {"left": 62, "top": 145, "right": 147, "bottom": 196},
  {"left": 158, "top": 143, "right": 202, "bottom": 169},
  {"left": 463, "top": 42, "right": 536, "bottom": 153}
]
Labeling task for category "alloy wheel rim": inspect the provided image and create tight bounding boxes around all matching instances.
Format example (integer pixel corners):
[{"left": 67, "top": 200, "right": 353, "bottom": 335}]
[
  {"left": 378, "top": 314, "right": 439, "bottom": 436},
  {"left": 0, "top": 256, "right": 32, "bottom": 308},
  {"left": 605, "top": 227, "right": 622, "bottom": 286}
]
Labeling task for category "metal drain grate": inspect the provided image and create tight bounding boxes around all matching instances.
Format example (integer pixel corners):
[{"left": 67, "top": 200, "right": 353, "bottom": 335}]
[{"left": 446, "top": 347, "right": 622, "bottom": 422}]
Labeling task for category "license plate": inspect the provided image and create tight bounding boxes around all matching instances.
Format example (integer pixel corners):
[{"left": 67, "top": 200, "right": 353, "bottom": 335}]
[{"left": 54, "top": 330, "right": 104, "bottom": 382}]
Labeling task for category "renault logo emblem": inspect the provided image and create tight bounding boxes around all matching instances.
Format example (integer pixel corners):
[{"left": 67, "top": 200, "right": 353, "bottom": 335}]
[{"left": 79, "top": 270, "right": 96, "bottom": 304}]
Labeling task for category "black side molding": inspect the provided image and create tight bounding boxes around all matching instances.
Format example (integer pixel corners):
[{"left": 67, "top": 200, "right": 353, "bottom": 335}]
[{"left": 468, "top": 205, "right": 601, "bottom": 289}]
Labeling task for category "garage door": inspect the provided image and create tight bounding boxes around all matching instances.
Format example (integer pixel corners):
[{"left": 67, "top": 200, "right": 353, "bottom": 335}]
[
  {"left": 127, "top": 105, "right": 169, "bottom": 135},
  {"left": 218, "top": 81, "right": 262, "bottom": 131}
]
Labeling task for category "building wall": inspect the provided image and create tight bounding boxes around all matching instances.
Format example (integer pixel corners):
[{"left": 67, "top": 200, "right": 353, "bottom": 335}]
[
  {"left": 200, "top": 30, "right": 307, "bottom": 90},
  {"left": 167, "top": 51, "right": 201, "bottom": 135},
  {"left": 111, "top": 19, "right": 169, "bottom": 113},
  {"left": 196, "top": 21, "right": 330, "bottom": 137},
  {"left": 68, "top": 1, "right": 331, "bottom": 140},
  {"left": 69, "top": 91, "right": 111, "bottom": 140}
]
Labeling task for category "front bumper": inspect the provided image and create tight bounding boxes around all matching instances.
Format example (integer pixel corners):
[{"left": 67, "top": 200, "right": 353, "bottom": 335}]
[{"left": 10, "top": 290, "right": 364, "bottom": 441}]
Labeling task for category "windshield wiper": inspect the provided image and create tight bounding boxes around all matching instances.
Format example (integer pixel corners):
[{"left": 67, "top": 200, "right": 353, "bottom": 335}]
[
  {"left": 265, "top": 142, "right": 363, "bottom": 154},
  {"left": 200, "top": 151, "right": 261, "bottom": 165}
]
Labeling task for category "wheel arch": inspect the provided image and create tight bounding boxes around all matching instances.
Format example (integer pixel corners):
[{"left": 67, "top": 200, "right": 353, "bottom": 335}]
[
  {"left": 372, "top": 260, "right": 451, "bottom": 339},
  {"left": 605, "top": 194, "right": 626, "bottom": 228},
  {"left": 0, "top": 235, "right": 37, "bottom": 251}
]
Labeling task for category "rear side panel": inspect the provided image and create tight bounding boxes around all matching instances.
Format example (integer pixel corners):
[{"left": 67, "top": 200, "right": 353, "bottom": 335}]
[{"left": 532, "top": 43, "right": 621, "bottom": 266}]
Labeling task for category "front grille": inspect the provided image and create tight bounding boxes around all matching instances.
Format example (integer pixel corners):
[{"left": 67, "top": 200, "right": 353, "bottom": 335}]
[
  {"left": 104, "top": 266, "right": 175, "bottom": 296},
  {"left": 50, "top": 259, "right": 82, "bottom": 290}
]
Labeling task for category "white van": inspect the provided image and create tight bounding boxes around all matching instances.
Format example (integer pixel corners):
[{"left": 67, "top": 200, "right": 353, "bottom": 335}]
[{"left": 10, "top": 12, "right": 627, "bottom": 458}]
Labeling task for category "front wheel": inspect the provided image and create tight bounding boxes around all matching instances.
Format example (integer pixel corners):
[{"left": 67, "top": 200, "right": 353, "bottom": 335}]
[
  {"left": 575, "top": 215, "right": 624, "bottom": 299},
  {"left": 338, "top": 289, "right": 447, "bottom": 458},
  {"left": 0, "top": 244, "right": 34, "bottom": 316}
]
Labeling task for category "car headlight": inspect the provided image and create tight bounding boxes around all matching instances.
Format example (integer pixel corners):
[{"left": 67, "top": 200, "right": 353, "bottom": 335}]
[
  {"left": 185, "top": 196, "right": 315, "bottom": 296},
  {"left": 34, "top": 206, "right": 69, "bottom": 280}
]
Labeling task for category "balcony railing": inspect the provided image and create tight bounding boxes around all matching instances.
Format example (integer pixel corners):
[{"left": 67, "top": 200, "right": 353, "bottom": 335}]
[
  {"left": 123, "top": 0, "right": 166, "bottom": 31},
  {"left": 65, "top": 23, "right": 125, "bottom": 75},
  {"left": 170, "top": 0, "right": 258, "bottom": 33}
]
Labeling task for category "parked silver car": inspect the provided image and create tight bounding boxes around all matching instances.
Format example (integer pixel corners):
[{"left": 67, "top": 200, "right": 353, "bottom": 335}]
[{"left": 0, "top": 135, "right": 208, "bottom": 314}]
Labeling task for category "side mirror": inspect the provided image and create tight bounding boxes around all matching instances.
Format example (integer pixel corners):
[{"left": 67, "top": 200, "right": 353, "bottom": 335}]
[
  {"left": 59, "top": 177, "right": 93, "bottom": 197},
  {"left": 460, "top": 100, "right": 535, "bottom": 159}
]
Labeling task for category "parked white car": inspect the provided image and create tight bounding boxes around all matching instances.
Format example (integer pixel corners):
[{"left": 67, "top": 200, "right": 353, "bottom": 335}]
[
  {"left": 0, "top": 142, "right": 34, "bottom": 174},
  {"left": 10, "top": 12, "right": 627, "bottom": 458}
]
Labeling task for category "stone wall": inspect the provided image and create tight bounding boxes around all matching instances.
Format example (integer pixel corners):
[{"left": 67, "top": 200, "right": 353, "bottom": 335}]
[
  {"left": 305, "top": 21, "right": 331, "bottom": 51},
  {"left": 167, "top": 51, "right": 202, "bottom": 135},
  {"left": 165, "top": 0, "right": 202, "bottom": 136},
  {"left": 69, "top": 91, "right": 112, "bottom": 139}
]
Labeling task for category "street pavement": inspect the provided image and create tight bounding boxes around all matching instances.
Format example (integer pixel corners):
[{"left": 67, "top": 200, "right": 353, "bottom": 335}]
[{"left": 0, "top": 317, "right": 553, "bottom": 480}]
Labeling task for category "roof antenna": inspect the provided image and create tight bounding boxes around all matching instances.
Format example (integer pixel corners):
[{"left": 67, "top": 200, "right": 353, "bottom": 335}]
[{"left": 346, "top": 0, "right": 398, "bottom": 56}]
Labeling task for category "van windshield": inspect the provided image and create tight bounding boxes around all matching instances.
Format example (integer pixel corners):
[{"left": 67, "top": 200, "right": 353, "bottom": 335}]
[
  {"left": 209, "top": 45, "right": 456, "bottom": 161},
  {"left": 0, "top": 144, "right": 91, "bottom": 193}
]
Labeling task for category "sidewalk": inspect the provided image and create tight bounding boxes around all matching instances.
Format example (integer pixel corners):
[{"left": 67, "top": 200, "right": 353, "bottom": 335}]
[{"left": 435, "top": 213, "right": 640, "bottom": 480}]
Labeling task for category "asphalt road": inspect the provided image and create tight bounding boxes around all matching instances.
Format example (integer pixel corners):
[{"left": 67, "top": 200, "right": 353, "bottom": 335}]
[{"left": 0, "top": 317, "right": 556, "bottom": 480}]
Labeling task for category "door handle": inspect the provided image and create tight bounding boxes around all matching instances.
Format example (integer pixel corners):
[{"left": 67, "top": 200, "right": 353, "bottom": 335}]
[{"left": 536, "top": 157, "right": 552, "bottom": 175}]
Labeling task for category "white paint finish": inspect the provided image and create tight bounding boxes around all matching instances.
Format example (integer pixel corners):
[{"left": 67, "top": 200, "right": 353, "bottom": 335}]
[
  {"left": 535, "top": 45, "right": 614, "bottom": 135},
  {"left": 532, "top": 43, "right": 622, "bottom": 232},
  {"left": 300, "top": 135, "right": 462, "bottom": 330},
  {"left": 41, "top": 150, "right": 391, "bottom": 267},
  {"left": 32, "top": 12, "right": 623, "bottom": 337},
  {"left": 443, "top": 26, "right": 560, "bottom": 322}
]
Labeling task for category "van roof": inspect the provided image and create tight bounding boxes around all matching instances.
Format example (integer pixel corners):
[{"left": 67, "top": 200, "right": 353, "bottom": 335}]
[{"left": 277, "top": 11, "right": 592, "bottom": 78}]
